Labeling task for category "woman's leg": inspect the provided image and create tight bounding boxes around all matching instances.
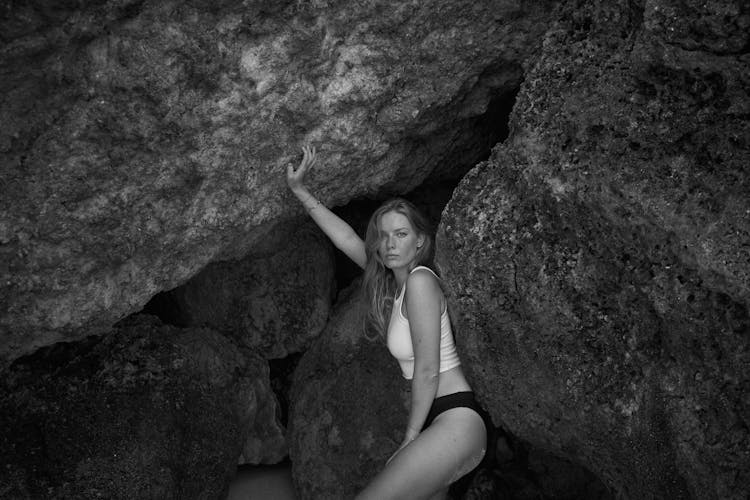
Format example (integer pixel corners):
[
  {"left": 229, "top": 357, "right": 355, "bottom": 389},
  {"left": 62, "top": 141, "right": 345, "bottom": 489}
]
[{"left": 355, "top": 407, "right": 486, "bottom": 500}]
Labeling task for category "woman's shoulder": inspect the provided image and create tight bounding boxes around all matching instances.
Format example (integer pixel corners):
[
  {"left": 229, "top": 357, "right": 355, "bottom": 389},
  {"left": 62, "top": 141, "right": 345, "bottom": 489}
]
[
  {"left": 405, "top": 265, "right": 445, "bottom": 313},
  {"left": 409, "top": 265, "right": 439, "bottom": 278},
  {"left": 406, "top": 266, "right": 441, "bottom": 292}
]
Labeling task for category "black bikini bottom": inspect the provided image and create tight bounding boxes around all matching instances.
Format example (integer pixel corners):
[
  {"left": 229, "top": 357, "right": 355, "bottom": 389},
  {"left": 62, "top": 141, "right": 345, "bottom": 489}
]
[{"left": 422, "top": 391, "right": 488, "bottom": 432}]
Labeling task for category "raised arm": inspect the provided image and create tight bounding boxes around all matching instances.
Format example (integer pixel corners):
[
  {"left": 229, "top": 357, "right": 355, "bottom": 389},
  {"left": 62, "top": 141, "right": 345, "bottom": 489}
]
[{"left": 287, "top": 145, "right": 367, "bottom": 269}]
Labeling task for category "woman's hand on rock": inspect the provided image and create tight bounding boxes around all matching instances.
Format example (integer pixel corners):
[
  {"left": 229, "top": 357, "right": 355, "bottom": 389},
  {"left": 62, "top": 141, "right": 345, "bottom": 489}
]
[{"left": 286, "top": 144, "right": 316, "bottom": 192}]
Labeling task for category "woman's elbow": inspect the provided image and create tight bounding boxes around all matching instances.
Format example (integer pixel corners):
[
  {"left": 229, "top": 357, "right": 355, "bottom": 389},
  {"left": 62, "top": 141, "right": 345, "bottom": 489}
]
[{"left": 413, "top": 365, "right": 439, "bottom": 383}]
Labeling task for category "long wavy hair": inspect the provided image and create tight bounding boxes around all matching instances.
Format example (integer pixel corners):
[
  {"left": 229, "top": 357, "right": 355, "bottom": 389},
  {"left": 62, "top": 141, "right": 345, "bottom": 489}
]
[{"left": 362, "top": 198, "right": 434, "bottom": 339}]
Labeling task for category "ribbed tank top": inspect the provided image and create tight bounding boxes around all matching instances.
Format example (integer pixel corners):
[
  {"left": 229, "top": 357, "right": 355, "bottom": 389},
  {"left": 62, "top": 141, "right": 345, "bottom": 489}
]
[{"left": 386, "top": 266, "right": 461, "bottom": 379}]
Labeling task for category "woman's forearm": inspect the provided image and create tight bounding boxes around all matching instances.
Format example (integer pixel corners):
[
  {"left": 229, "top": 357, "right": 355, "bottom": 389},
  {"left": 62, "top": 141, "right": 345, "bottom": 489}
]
[
  {"left": 291, "top": 187, "right": 367, "bottom": 269},
  {"left": 286, "top": 146, "right": 366, "bottom": 268},
  {"left": 405, "top": 372, "right": 439, "bottom": 440}
]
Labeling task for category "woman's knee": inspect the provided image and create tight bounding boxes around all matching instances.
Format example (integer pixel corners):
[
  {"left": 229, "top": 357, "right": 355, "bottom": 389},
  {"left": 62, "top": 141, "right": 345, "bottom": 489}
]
[{"left": 448, "top": 440, "right": 485, "bottom": 484}]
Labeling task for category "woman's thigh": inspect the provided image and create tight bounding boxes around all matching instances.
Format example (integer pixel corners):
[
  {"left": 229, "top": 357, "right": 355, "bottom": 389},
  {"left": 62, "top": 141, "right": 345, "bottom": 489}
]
[{"left": 355, "top": 407, "right": 486, "bottom": 500}]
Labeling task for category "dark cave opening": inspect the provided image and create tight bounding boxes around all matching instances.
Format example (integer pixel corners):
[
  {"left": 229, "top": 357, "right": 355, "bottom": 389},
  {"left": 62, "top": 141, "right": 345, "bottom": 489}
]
[
  {"left": 329, "top": 178, "right": 458, "bottom": 293},
  {"left": 330, "top": 87, "right": 519, "bottom": 293}
]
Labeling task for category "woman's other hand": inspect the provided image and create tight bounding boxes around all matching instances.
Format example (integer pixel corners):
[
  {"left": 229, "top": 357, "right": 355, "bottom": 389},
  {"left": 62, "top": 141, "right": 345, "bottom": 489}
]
[
  {"left": 385, "top": 432, "right": 418, "bottom": 466},
  {"left": 286, "top": 144, "right": 316, "bottom": 193}
]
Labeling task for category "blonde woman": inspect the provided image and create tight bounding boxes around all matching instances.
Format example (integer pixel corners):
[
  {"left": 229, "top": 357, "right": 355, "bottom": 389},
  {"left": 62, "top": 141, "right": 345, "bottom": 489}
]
[{"left": 287, "top": 145, "right": 488, "bottom": 500}]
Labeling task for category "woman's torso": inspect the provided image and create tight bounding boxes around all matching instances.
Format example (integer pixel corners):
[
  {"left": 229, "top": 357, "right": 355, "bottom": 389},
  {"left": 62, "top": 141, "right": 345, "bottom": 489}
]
[
  {"left": 387, "top": 266, "right": 472, "bottom": 397},
  {"left": 434, "top": 364, "right": 472, "bottom": 397}
]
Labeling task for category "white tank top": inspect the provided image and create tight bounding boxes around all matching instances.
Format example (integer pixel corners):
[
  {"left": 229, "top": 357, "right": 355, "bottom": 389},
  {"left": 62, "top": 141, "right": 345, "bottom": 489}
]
[{"left": 386, "top": 266, "right": 461, "bottom": 379}]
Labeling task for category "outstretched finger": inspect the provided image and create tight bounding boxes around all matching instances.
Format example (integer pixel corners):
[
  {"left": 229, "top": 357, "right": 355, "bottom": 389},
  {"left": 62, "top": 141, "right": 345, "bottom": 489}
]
[{"left": 303, "top": 145, "right": 316, "bottom": 168}]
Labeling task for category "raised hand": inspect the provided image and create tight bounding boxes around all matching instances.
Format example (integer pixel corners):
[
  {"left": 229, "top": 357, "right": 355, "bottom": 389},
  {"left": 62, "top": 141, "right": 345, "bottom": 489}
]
[
  {"left": 285, "top": 142, "right": 367, "bottom": 269},
  {"left": 286, "top": 144, "right": 317, "bottom": 192}
]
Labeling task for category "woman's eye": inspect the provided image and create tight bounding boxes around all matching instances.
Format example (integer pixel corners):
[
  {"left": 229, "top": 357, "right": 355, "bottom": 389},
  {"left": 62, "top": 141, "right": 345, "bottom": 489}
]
[{"left": 398, "top": 232, "right": 406, "bottom": 237}]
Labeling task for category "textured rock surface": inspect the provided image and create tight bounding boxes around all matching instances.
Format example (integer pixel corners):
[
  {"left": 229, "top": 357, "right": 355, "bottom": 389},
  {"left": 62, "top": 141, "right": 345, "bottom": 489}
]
[
  {"left": 0, "top": 314, "right": 284, "bottom": 499},
  {"left": 0, "top": 0, "right": 553, "bottom": 363},
  {"left": 459, "top": 434, "right": 611, "bottom": 500},
  {"left": 437, "top": 1, "right": 749, "bottom": 499},
  {"left": 148, "top": 222, "right": 335, "bottom": 359},
  {"left": 288, "top": 282, "right": 409, "bottom": 499},
  {"left": 239, "top": 384, "right": 288, "bottom": 466}
]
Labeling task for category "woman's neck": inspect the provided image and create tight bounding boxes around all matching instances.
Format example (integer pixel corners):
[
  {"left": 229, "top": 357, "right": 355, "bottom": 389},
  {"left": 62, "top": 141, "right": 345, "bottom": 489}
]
[{"left": 393, "top": 268, "right": 408, "bottom": 290}]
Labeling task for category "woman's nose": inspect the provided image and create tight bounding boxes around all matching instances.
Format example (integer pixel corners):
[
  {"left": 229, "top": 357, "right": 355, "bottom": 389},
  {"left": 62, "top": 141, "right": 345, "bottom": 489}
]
[{"left": 387, "top": 236, "right": 396, "bottom": 248}]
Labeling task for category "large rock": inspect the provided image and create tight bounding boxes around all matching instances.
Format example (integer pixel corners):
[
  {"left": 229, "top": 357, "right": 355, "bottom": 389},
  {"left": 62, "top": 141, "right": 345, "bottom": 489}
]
[
  {"left": 0, "top": 314, "right": 284, "bottom": 499},
  {"left": 0, "top": 0, "right": 555, "bottom": 363},
  {"left": 288, "top": 282, "right": 409, "bottom": 499},
  {"left": 149, "top": 222, "right": 336, "bottom": 359},
  {"left": 437, "top": 1, "right": 749, "bottom": 499}
]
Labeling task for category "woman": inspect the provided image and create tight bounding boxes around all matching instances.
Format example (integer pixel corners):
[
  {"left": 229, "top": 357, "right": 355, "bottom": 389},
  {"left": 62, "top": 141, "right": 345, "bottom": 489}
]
[{"left": 287, "top": 145, "right": 487, "bottom": 500}]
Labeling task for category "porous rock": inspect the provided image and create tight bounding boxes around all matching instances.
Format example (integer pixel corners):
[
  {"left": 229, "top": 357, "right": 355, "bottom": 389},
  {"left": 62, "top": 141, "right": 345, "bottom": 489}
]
[
  {"left": 460, "top": 441, "right": 611, "bottom": 500},
  {"left": 0, "top": 0, "right": 554, "bottom": 363},
  {"left": 150, "top": 222, "right": 336, "bottom": 359},
  {"left": 288, "top": 281, "right": 409, "bottom": 499},
  {"left": 437, "top": 1, "right": 749, "bottom": 499},
  {"left": 0, "top": 314, "right": 284, "bottom": 499}
]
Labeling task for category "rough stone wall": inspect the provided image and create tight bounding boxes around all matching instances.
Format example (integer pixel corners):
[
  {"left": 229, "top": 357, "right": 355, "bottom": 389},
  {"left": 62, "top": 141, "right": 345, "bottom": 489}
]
[
  {"left": 0, "top": 314, "right": 278, "bottom": 499},
  {"left": 437, "top": 1, "right": 749, "bottom": 498},
  {"left": 0, "top": 0, "right": 554, "bottom": 364}
]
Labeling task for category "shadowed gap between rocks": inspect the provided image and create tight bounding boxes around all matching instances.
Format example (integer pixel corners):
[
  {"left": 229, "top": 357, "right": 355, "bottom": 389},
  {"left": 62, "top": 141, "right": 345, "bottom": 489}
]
[{"left": 331, "top": 87, "right": 520, "bottom": 293}]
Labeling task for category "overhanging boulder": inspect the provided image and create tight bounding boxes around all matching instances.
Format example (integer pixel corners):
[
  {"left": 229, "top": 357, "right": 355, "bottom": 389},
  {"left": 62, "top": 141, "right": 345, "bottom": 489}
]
[{"left": 0, "top": 0, "right": 553, "bottom": 363}]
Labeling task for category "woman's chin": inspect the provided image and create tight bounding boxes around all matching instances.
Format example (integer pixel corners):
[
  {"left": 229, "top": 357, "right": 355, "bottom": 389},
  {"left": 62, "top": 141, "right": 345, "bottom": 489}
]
[{"left": 386, "top": 260, "right": 410, "bottom": 271}]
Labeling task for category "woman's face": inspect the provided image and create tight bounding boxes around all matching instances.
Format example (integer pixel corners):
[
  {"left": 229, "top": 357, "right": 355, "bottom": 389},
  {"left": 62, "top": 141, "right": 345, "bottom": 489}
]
[{"left": 377, "top": 210, "right": 424, "bottom": 271}]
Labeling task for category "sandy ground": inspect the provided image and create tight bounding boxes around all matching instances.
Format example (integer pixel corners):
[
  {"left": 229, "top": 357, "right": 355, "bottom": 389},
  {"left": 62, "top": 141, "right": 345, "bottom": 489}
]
[{"left": 226, "top": 462, "right": 297, "bottom": 500}]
